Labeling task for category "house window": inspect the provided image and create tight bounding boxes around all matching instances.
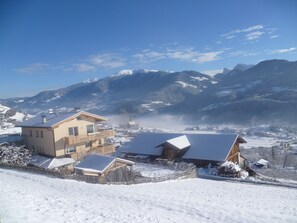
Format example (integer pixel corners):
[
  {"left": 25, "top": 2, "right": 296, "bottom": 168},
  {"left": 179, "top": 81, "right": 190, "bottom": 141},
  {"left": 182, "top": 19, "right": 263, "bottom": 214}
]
[
  {"left": 68, "top": 127, "right": 79, "bottom": 136},
  {"left": 36, "top": 130, "right": 39, "bottom": 137},
  {"left": 87, "top": 124, "right": 94, "bottom": 134},
  {"left": 40, "top": 130, "right": 43, "bottom": 138},
  {"left": 30, "top": 130, "right": 32, "bottom": 137},
  {"left": 66, "top": 146, "right": 76, "bottom": 154}
]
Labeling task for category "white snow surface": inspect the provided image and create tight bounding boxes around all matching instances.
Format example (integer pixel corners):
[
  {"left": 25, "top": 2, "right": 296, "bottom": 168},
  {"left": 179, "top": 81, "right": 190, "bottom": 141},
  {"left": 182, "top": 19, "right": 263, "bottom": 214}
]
[
  {"left": 134, "top": 163, "right": 182, "bottom": 177},
  {"left": 1, "top": 169, "right": 297, "bottom": 223},
  {"left": 190, "top": 76, "right": 208, "bottom": 81},
  {"left": 166, "top": 135, "right": 190, "bottom": 150},
  {"left": 242, "top": 135, "right": 279, "bottom": 149},
  {"left": 175, "top": 81, "right": 197, "bottom": 88}
]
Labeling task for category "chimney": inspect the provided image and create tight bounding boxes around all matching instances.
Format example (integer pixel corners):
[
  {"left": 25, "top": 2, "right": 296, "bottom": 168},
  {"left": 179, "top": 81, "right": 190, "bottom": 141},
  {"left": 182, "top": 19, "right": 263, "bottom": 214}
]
[
  {"left": 73, "top": 107, "right": 80, "bottom": 112},
  {"left": 41, "top": 115, "right": 47, "bottom": 124}
]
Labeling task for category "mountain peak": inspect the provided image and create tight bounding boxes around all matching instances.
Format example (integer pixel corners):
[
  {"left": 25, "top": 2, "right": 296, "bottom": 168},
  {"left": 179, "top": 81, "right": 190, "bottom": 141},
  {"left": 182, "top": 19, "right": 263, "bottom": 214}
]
[
  {"left": 233, "top": 63, "right": 254, "bottom": 71},
  {"left": 110, "top": 69, "right": 161, "bottom": 78}
]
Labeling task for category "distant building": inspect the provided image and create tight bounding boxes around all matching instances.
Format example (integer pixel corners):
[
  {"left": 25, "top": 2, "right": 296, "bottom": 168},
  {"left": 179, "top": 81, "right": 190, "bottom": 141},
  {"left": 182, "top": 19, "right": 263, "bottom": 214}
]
[
  {"left": 120, "top": 133, "right": 247, "bottom": 167},
  {"left": 255, "top": 159, "right": 269, "bottom": 168},
  {"left": 17, "top": 111, "right": 115, "bottom": 159}
]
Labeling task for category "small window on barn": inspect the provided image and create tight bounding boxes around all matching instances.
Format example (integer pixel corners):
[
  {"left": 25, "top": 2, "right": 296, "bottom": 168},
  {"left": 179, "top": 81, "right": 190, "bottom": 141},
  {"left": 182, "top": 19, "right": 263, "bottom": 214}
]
[
  {"left": 40, "top": 130, "right": 43, "bottom": 138},
  {"left": 87, "top": 124, "right": 94, "bottom": 134},
  {"left": 36, "top": 130, "right": 39, "bottom": 137},
  {"left": 30, "top": 130, "right": 32, "bottom": 137}
]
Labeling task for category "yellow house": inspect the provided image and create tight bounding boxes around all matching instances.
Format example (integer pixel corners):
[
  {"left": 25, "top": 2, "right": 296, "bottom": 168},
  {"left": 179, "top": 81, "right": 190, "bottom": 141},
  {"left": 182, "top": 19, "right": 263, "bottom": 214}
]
[{"left": 17, "top": 111, "right": 115, "bottom": 159}]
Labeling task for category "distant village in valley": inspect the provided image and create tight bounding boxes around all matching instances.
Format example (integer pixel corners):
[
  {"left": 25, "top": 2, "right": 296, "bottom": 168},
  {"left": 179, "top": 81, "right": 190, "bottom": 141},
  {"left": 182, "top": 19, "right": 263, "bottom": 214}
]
[{"left": 1, "top": 104, "right": 297, "bottom": 185}]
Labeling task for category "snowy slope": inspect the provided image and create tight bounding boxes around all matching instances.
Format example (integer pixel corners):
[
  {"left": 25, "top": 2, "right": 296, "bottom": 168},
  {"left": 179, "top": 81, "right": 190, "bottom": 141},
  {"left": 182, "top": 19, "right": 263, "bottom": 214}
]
[
  {"left": 0, "top": 169, "right": 296, "bottom": 223},
  {"left": 0, "top": 104, "right": 29, "bottom": 134}
]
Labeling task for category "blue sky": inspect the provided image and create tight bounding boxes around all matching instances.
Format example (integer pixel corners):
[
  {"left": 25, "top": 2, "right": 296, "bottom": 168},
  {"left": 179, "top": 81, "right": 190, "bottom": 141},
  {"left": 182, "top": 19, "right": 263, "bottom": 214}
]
[{"left": 0, "top": 0, "right": 297, "bottom": 98}]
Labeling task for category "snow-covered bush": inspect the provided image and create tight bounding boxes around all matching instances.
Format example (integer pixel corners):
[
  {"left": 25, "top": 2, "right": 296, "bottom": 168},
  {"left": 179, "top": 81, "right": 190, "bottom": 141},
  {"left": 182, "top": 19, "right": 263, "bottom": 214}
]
[
  {"left": 218, "top": 161, "right": 248, "bottom": 179},
  {"left": 0, "top": 144, "right": 32, "bottom": 166}
]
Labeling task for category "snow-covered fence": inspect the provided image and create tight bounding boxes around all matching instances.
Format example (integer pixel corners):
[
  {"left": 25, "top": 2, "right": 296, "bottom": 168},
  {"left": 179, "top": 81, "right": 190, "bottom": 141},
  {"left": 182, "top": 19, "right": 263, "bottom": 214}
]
[
  {"left": 0, "top": 163, "right": 133, "bottom": 185},
  {"left": 134, "top": 163, "right": 197, "bottom": 184}
]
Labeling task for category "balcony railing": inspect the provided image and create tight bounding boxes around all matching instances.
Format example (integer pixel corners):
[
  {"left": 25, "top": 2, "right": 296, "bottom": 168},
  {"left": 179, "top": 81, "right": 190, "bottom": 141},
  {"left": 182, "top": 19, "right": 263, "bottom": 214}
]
[
  {"left": 64, "top": 129, "right": 115, "bottom": 146},
  {"left": 90, "top": 144, "right": 115, "bottom": 155}
]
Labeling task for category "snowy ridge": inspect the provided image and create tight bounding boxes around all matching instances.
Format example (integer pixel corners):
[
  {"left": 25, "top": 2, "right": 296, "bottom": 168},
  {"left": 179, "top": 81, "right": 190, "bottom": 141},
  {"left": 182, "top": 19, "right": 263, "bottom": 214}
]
[
  {"left": 0, "top": 103, "right": 29, "bottom": 134},
  {"left": 190, "top": 76, "right": 209, "bottom": 81},
  {"left": 110, "top": 69, "right": 160, "bottom": 78},
  {"left": 175, "top": 81, "right": 197, "bottom": 88},
  {"left": 82, "top": 77, "right": 99, "bottom": 83}
]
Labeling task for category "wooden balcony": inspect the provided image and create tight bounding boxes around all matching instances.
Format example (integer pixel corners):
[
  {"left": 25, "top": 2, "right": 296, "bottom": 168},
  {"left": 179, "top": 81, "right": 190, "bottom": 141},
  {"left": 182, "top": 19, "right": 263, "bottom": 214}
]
[
  {"left": 90, "top": 144, "right": 115, "bottom": 155},
  {"left": 64, "top": 129, "right": 115, "bottom": 146}
]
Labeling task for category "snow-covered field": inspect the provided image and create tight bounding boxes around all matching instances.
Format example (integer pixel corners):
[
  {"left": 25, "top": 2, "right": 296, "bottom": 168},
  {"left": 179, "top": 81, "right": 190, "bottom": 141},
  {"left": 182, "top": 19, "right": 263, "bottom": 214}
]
[{"left": 1, "top": 169, "right": 296, "bottom": 223}]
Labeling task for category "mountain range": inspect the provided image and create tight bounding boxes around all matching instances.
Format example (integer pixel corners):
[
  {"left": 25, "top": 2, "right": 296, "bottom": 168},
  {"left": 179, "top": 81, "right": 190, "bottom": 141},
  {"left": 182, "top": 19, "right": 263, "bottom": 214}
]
[{"left": 1, "top": 59, "right": 297, "bottom": 125}]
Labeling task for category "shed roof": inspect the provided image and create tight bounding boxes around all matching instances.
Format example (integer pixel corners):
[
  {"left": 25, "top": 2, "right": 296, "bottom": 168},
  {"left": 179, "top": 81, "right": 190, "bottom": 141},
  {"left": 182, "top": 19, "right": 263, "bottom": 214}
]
[
  {"left": 74, "top": 154, "right": 134, "bottom": 174},
  {"left": 17, "top": 111, "right": 108, "bottom": 128},
  {"left": 120, "top": 132, "right": 246, "bottom": 162},
  {"left": 29, "top": 155, "right": 75, "bottom": 169}
]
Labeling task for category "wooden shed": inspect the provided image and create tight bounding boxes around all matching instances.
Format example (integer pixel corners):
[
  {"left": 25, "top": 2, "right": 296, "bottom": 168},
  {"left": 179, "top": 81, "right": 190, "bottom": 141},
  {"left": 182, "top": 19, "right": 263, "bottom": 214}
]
[{"left": 74, "top": 154, "right": 134, "bottom": 184}]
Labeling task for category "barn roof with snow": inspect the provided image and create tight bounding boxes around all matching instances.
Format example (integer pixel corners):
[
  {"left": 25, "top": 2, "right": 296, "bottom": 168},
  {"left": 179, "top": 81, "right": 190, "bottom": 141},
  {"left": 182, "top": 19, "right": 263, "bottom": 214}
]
[
  {"left": 182, "top": 134, "right": 245, "bottom": 161},
  {"left": 120, "top": 132, "right": 246, "bottom": 165},
  {"left": 120, "top": 133, "right": 181, "bottom": 156}
]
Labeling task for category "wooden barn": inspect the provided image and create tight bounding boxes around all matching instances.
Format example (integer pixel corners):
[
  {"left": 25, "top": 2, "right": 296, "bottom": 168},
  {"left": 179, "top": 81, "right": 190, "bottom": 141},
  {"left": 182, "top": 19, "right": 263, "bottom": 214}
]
[
  {"left": 74, "top": 154, "right": 134, "bottom": 184},
  {"left": 120, "top": 133, "right": 246, "bottom": 167}
]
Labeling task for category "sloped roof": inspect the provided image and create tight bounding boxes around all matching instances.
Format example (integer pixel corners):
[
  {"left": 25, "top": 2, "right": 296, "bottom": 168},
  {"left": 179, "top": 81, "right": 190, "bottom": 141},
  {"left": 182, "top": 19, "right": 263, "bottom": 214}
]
[
  {"left": 120, "top": 132, "right": 246, "bottom": 162},
  {"left": 29, "top": 155, "right": 75, "bottom": 169},
  {"left": 182, "top": 134, "right": 245, "bottom": 161},
  {"left": 74, "top": 154, "right": 134, "bottom": 174},
  {"left": 17, "top": 111, "right": 108, "bottom": 128},
  {"left": 120, "top": 133, "right": 181, "bottom": 156}
]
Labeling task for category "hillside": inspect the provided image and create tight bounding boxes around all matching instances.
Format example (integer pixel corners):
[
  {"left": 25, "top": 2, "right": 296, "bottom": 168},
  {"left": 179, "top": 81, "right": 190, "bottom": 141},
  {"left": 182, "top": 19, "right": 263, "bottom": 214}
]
[
  {"left": 0, "top": 104, "right": 29, "bottom": 134},
  {"left": 0, "top": 169, "right": 296, "bottom": 223},
  {"left": 1, "top": 59, "right": 297, "bottom": 125}
]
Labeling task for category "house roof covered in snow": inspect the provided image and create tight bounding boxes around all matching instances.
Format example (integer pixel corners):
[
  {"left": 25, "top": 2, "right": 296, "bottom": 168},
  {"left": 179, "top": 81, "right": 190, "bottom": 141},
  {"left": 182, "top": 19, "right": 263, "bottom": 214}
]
[
  {"left": 74, "top": 154, "right": 134, "bottom": 174},
  {"left": 29, "top": 155, "right": 75, "bottom": 169},
  {"left": 17, "top": 111, "right": 108, "bottom": 128},
  {"left": 120, "top": 132, "right": 246, "bottom": 162}
]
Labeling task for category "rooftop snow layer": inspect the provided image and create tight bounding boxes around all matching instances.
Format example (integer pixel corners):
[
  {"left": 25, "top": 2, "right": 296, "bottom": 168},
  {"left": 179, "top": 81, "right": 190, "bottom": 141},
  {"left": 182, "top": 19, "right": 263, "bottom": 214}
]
[
  {"left": 29, "top": 155, "right": 75, "bottom": 169},
  {"left": 165, "top": 135, "right": 191, "bottom": 150},
  {"left": 75, "top": 154, "right": 116, "bottom": 174},
  {"left": 17, "top": 111, "right": 107, "bottom": 128}
]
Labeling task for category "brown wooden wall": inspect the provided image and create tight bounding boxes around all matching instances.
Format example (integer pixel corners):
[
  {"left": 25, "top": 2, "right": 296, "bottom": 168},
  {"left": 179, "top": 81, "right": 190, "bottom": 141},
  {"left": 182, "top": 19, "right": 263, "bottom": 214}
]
[{"left": 226, "top": 143, "right": 240, "bottom": 164}]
